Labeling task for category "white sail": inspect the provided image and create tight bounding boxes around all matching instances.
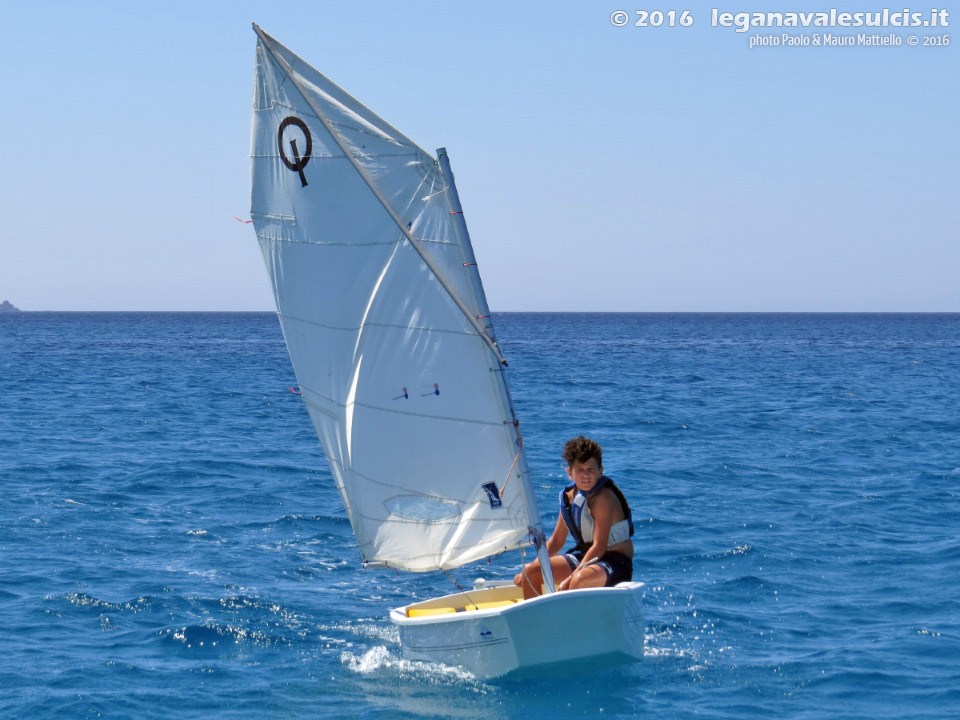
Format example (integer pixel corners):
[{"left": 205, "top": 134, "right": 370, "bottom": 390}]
[{"left": 249, "top": 27, "right": 538, "bottom": 572}]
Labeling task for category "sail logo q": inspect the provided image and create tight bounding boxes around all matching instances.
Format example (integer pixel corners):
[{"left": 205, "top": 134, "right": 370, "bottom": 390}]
[{"left": 277, "top": 116, "right": 312, "bottom": 187}]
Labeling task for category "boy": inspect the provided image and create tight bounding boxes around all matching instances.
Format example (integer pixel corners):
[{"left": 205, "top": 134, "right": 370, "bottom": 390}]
[{"left": 514, "top": 436, "right": 634, "bottom": 599}]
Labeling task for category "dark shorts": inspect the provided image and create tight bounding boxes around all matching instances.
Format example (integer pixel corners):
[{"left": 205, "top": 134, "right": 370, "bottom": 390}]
[{"left": 563, "top": 549, "right": 634, "bottom": 587}]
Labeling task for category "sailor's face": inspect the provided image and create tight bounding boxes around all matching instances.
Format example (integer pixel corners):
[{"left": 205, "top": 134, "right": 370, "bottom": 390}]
[{"left": 567, "top": 458, "right": 602, "bottom": 492}]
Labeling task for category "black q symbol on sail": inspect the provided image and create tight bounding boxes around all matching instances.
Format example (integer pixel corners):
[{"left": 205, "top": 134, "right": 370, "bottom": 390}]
[{"left": 278, "top": 116, "right": 312, "bottom": 187}]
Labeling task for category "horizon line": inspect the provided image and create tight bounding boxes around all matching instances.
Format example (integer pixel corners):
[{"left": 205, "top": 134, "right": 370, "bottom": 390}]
[{"left": 4, "top": 309, "right": 960, "bottom": 315}]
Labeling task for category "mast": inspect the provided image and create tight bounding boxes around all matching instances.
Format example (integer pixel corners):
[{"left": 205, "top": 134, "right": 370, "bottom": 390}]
[{"left": 436, "top": 149, "right": 556, "bottom": 594}]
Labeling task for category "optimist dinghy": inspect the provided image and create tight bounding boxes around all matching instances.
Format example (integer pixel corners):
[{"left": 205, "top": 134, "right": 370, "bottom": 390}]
[{"left": 248, "top": 25, "right": 644, "bottom": 678}]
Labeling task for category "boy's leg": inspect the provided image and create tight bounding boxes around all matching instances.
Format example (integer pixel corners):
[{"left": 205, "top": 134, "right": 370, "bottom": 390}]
[{"left": 515, "top": 556, "right": 574, "bottom": 599}]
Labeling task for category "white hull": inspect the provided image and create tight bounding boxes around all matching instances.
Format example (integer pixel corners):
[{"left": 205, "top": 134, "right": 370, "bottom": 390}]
[{"left": 390, "top": 582, "right": 644, "bottom": 678}]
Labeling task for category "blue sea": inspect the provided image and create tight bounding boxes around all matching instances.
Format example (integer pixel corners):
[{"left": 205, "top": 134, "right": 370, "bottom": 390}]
[{"left": 2, "top": 312, "right": 959, "bottom": 719}]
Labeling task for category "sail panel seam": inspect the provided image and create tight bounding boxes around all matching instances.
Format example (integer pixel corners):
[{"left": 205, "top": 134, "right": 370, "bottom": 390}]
[
  {"left": 256, "top": 232, "right": 456, "bottom": 247},
  {"left": 302, "top": 393, "right": 505, "bottom": 428},
  {"left": 281, "top": 312, "right": 479, "bottom": 337},
  {"left": 251, "top": 151, "right": 424, "bottom": 160}
]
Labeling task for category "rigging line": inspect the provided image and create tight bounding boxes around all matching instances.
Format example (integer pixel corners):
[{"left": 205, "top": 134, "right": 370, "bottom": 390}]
[
  {"left": 519, "top": 543, "right": 543, "bottom": 598},
  {"left": 442, "top": 572, "right": 487, "bottom": 609},
  {"left": 253, "top": 25, "right": 507, "bottom": 367},
  {"left": 498, "top": 449, "right": 522, "bottom": 499},
  {"left": 443, "top": 570, "right": 464, "bottom": 592}
]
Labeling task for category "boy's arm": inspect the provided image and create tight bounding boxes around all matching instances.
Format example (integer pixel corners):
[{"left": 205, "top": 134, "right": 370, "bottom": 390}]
[{"left": 545, "top": 514, "right": 568, "bottom": 556}]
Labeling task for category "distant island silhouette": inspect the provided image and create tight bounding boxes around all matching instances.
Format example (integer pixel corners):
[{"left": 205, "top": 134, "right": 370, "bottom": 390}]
[{"left": 1, "top": 300, "right": 21, "bottom": 312}]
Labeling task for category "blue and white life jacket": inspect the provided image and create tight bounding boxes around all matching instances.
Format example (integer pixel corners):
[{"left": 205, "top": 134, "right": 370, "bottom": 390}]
[{"left": 559, "top": 475, "right": 634, "bottom": 552}]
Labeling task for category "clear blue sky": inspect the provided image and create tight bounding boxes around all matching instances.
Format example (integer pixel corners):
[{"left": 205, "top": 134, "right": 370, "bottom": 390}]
[{"left": 3, "top": 1, "right": 957, "bottom": 311}]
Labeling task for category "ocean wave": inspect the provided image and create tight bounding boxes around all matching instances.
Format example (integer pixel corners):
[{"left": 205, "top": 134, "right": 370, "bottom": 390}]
[
  {"left": 159, "top": 622, "right": 294, "bottom": 651},
  {"left": 59, "top": 593, "right": 152, "bottom": 613}
]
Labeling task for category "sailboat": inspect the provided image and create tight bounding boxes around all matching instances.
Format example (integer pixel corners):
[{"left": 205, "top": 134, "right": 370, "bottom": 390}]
[{"left": 248, "top": 25, "right": 644, "bottom": 678}]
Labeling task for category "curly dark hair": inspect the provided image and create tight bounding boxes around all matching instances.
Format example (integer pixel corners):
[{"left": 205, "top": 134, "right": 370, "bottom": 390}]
[{"left": 562, "top": 436, "right": 603, "bottom": 468}]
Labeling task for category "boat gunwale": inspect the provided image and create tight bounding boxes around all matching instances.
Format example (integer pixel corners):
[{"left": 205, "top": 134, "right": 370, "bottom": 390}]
[{"left": 390, "top": 581, "right": 644, "bottom": 626}]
